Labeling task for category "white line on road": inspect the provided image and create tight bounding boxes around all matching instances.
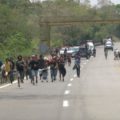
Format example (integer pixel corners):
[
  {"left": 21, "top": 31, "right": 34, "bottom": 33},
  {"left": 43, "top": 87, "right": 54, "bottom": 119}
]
[
  {"left": 0, "top": 80, "right": 17, "bottom": 89},
  {"left": 68, "top": 83, "right": 72, "bottom": 87},
  {"left": 0, "top": 84, "right": 11, "bottom": 89},
  {"left": 64, "top": 90, "right": 70, "bottom": 95},
  {"left": 70, "top": 78, "right": 73, "bottom": 81},
  {"left": 13, "top": 81, "right": 17, "bottom": 84},
  {"left": 74, "top": 74, "right": 77, "bottom": 77},
  {"left": 63, "top": 100, "right": 69, "bottom": 107},
  {"left": 83, "top": 62, "right": 86, "bottom": 65}
]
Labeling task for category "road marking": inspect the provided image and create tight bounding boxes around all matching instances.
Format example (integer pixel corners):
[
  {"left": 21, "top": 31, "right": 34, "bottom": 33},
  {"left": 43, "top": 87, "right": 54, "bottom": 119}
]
[
  {"left": 70, "top": 78, "right": 73, "bottom": 81},
  {"left": 74, "top": 74, "right": 77, "bottom": 77},
  {"left": 13, "top": 81, "right": 17, "bottom": 84},
  {"left": 0, "top": 80, "right": 17, "bottom": 89},
  {"left": 64, "top": 90, "right": 70, "bottom": 95},
  {"left": 83, "top": 62, "right": 86, "bottom": 65},
  {"left": 68, "top": 83, "right": 72, "bottom": 87},
  {"left": 63, "top": 100, "right": 69, "bottom": 107},
  {"left": 0, "top": 84, "right": 11, "bottom": 89}
]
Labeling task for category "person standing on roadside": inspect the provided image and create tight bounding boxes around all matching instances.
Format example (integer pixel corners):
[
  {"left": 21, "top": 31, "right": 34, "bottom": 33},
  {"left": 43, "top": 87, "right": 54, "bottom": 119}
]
[{"left": 16, "top": 55, "right": 25, "bottom": 87}]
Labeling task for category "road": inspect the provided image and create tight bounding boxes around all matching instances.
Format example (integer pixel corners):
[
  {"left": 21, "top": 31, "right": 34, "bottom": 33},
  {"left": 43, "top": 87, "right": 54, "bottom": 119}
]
[{"left": 0, "top": 45, "right": 120, "bottom": 120}]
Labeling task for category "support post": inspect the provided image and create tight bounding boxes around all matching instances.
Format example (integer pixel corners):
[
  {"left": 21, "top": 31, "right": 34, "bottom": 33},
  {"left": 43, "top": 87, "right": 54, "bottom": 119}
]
[{"left": 39, "top": 23, "right": 51, "bottom": 54}]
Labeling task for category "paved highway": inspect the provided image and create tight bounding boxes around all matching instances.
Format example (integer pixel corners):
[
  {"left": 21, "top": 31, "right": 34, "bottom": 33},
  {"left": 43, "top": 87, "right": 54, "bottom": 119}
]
[{"left": 0, "top": 45, "right": 120, "bottom": 120}]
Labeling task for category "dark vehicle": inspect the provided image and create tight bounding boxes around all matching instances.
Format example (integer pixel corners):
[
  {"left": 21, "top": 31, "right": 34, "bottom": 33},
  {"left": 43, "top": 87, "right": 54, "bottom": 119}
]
[
  {"left": 79, "top": 47, "right": 91, "bottom": 59},
  {"left": 70, "top": 46, "right": 80, "bottom": 57}
]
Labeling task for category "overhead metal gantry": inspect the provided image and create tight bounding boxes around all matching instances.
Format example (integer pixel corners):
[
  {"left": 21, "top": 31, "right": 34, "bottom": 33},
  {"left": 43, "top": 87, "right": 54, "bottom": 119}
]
[
  {"left": 39, "top": 16, "right": 120, "bottom": 53},
  {"left": 39, "top": 16, "right": 120, "bottom": 25}
]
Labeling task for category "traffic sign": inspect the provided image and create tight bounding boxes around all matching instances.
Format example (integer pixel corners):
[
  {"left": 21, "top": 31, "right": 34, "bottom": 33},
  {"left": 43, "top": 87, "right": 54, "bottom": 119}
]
[{"left": 39, "top": 43, "right": 49, "bottom": 54}]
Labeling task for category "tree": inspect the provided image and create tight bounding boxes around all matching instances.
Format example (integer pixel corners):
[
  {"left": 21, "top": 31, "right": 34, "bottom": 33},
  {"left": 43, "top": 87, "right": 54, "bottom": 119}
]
[{"left": 6, "top": 32, "right": 32, "bottom": 57}]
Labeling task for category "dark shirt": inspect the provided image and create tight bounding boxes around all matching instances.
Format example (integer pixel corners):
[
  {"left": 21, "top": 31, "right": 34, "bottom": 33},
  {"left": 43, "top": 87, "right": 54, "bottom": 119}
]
[
  {"left": 16, "top": 60, "right": 24, "bottom": 71},
  {"left": 50, "top": 62, "right": 57, "bottom": 70},
  {"left": 0, "top": 60, "right": 2, "bottom": 67},
  {"left": 10, "top": 60, "right": 15, "bottom": 70},
  {"left": 29, "top": 60, "right": 39, "bottom": 70},
  {"left": 38, "top": 58, "right": 45, "bottom": 69}
]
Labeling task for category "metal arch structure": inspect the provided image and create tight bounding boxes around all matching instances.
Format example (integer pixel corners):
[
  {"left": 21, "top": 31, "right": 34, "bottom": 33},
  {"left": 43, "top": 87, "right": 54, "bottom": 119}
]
[
  {"left": 39, "top": 16, "right": 120, "bottom": 53},
  {"left": 39, "top": 16, "right": 120, "bottom": 25}
]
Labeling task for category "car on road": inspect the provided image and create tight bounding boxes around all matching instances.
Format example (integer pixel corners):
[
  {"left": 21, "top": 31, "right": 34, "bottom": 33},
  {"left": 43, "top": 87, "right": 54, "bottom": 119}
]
[
  {"left": 104, "top": 41, "right": 113, "bottom": 51},
  {"left": 59, "top": 46, "right": 79, "bottom": 57},
  {"left": 78, "top": 47, "right": 91, "bottom": 59},
  {"left": 67, "top": 46, "right": 80, "bottom": 57},
  {"left": 59, "top": 47, "right": 68, "bottom": 55}
]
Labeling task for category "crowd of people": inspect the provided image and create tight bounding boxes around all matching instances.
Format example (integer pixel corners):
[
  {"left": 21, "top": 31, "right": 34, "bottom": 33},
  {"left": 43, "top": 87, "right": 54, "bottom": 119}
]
[{"left": 0, "top": 50, "right": 81, "bottom": 87}]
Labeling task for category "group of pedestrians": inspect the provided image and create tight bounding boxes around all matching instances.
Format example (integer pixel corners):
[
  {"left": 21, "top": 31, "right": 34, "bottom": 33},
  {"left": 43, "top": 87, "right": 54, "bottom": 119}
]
[
  {"left": 0, "top": 46, "right": 81, "bottom": 87},
  {"left": 104, "top": 47, "right": 120, "bottom": 60},
  {"left": 0, "top": 54, "right": 68, "bottom": 87}
]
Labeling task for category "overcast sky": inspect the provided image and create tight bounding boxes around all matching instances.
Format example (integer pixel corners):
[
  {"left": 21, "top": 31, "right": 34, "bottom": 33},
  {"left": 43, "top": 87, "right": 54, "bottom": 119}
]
[
  {"left": 91, "top": 0, "right": 120, "bottom": 5},
  {"left": 30, "top": 0, "right": 120, "bottom": 5}
]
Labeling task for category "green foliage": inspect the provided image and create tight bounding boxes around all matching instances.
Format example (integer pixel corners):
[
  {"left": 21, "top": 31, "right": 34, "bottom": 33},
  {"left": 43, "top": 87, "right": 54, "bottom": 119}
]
[
  {"left": 6, "top": 32, "right": 32, "bottom": 57},
  {"left": 0, "top": 0, "right": 120, "bottom": 60}
]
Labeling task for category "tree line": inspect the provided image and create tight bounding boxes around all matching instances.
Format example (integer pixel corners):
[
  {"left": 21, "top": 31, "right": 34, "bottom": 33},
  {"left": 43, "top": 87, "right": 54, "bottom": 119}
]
[{"left": 0, "top": 0, "right": 120, "bottom": 59}]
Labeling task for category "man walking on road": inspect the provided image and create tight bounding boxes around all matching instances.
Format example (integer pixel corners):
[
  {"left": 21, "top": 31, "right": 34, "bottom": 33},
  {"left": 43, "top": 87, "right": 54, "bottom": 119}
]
[
  {"left": 29, "top": 55, "right": 39, "bottom": 85},
  {"left": 38, "top": 55, "right": 45, "bottom": 80},
  {"left": 73, "top": 53, "right": 81, "bottom": 78},
  {"left": 16, "top": 55, "right": 25, "bottom": 87}
]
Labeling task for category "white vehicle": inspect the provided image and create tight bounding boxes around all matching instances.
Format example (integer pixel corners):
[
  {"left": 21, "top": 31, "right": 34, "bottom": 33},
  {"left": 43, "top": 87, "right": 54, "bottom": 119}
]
[
  {"left": 59, "top": 47, "right": 68, "bottom": 55},
  {"left": 105, "top": 41, "right": 113, "bottom": 50},
  {"left": 67, "top": 47, "right": 79, "bottom": 57},
  {"left": 59, "top": 46, "right": 80, "bottom": 57},
  {"left": 87, "top": 41, "right": 95, "bottom": 55}
]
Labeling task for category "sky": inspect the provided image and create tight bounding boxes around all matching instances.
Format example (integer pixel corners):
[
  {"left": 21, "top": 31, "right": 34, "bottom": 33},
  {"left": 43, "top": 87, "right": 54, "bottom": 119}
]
[
  {"left": 30, "top": 0, "right": 120, "bottom": 5},
  {"left": 91, "top": 0, "right": 120, "bottom": 6}
]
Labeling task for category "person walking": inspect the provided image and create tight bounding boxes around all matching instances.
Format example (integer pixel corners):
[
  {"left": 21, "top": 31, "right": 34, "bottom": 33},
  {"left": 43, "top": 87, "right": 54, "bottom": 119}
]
[
  {"left": 16, "top": 55, "right": 25, "bottom": 87},
  {"left": 73, "top": 53, "right": 81, "bottom": 77},
  {"left": 38, "top": 55, "right": 45, "bottom": 80},
  {"left": 58, "top": 57, "right": 66, "bottom": 81},
  {"left": 4, "top": 58, "right": 11, "bottom": 82},
  {"left": 9, "top": 57, "right": 15, "bottom": 84},
  {"left": 50, "top": 57, "right": 58, "bottom": 82},
  {"left": 29, "top": 55, "right": 39, "bottom": 85},
  {"left": 104, "top": 48, "right": 108, "bottom": 59}
]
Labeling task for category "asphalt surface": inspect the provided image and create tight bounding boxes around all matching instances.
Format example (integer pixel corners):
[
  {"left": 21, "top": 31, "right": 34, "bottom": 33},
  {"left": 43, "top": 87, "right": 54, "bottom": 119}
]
[{"left": 0, "top": 45, "right": 120, "bottom": 120}]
